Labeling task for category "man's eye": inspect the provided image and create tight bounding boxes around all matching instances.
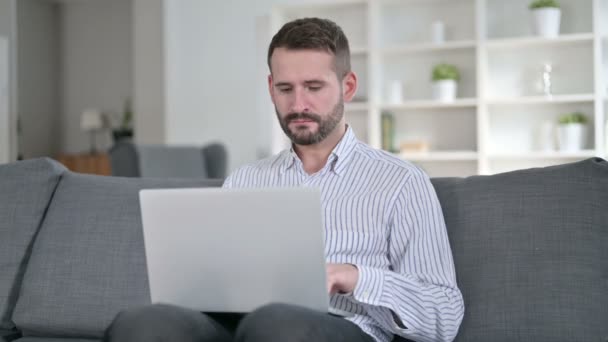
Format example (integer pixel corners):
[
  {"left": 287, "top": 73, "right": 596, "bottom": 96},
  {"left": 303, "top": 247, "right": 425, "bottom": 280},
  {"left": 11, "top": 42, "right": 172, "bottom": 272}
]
[
  {"left": 278, "top": 88, "right": 292, "bottom": 93},
  {"left": 308, "top": 86, "right": 321, "bottom": 92}
]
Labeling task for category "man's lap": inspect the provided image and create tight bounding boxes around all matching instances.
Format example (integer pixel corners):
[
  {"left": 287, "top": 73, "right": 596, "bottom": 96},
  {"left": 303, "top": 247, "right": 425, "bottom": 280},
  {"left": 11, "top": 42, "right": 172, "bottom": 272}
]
[{"left": 104, "top": 303, "right": 375, "bottom": 342}]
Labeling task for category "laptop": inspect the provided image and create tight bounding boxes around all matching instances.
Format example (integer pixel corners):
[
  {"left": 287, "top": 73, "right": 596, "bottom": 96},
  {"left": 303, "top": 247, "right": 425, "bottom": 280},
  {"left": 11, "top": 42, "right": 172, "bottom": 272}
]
[{"left": 139, "top": 187, "right": 352, "bottom": 316}]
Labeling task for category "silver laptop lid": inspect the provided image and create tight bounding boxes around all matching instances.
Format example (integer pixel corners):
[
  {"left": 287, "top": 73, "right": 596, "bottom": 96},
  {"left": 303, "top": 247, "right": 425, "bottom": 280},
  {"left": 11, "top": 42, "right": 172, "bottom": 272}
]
[{"left": 139, "top": 187, "right": 328, "bottom": 313}]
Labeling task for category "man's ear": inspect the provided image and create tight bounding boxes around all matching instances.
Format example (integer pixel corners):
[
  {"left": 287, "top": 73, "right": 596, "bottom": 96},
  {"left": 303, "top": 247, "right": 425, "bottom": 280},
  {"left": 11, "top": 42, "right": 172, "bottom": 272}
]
[
  {"left": 268, "top": 74, "right": 275, "bottom": 103},
  {"left": 342, "top": 71, "right": 358, "bottom": 102}
]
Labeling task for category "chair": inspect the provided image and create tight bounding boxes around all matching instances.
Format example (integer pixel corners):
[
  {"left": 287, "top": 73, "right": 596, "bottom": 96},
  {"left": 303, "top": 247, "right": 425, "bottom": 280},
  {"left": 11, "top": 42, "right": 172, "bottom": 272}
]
[{"left": 109, "top": 141, "right": 228, "bottom": 179}]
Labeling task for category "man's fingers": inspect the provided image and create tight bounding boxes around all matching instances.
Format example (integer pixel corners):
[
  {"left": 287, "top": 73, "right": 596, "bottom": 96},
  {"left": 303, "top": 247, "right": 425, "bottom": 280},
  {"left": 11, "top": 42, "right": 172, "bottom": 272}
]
[{"left": 327, "top": 275, "right": 338, "bottom": 294}]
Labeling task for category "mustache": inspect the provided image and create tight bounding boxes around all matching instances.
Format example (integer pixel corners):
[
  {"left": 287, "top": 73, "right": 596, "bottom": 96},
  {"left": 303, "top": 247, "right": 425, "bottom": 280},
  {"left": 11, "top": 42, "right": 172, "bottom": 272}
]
[{"left": 284, "top": 112, "right": 321, "bottom": 123}]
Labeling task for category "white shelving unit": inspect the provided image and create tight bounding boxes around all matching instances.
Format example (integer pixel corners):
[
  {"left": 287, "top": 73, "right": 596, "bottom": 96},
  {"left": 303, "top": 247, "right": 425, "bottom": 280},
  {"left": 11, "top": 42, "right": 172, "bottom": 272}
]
[{"left": 269, "top": 0, "right": 608, "bottom": 177}]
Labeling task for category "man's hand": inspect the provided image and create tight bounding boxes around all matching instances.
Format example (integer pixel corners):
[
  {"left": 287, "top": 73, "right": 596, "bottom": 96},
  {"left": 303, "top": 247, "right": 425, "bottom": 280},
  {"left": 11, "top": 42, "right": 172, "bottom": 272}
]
[{"left": 326, "top": 263, "right": 359, "bottom": 295}]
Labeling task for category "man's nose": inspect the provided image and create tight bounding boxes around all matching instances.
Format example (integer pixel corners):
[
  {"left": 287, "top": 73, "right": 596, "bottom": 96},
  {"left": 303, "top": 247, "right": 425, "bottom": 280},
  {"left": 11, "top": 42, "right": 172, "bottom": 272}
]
[{"left": 290, "top": 89, "right": 309, "bottom": 113}]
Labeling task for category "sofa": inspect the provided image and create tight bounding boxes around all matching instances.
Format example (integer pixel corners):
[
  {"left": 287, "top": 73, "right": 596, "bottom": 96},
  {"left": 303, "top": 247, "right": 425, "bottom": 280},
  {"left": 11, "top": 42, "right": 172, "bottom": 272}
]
[
  {"left": 0, "top": 157, "right": 606, "bottom": 342},
  {"left": 108, "top": 141, "right": 228, "bottom": 179}
]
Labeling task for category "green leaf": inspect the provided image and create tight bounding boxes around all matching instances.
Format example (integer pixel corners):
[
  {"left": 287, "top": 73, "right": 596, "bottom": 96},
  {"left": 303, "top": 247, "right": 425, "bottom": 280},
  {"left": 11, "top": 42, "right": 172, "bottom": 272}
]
[
  {"left": 529, "top": 0, "right": 560, "bottom": 9},
  {"left": 558, "top": 112, "right": 587, "bottom": 125},
  {"left": 432, "top": 64, "right": 460, "bottom": 81}
]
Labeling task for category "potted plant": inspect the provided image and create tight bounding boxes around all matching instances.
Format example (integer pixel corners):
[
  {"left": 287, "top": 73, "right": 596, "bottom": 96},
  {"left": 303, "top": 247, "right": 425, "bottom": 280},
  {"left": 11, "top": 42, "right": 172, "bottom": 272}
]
[
  {"left": 432, "top": 63, "right": 460, "bottom": 102},
  {"left": 557, "top": 112, "right": 587, "bottom": 151},
  {"left": 112, "top": 98, "right": 134, "bottom": 142},
  {"left": 529, "top": 0, "right": 561, "bottom": 38}
]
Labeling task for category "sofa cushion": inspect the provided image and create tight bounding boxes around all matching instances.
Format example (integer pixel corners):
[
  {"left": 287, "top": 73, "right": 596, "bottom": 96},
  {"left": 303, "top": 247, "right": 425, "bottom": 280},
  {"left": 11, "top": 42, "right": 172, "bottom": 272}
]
[
  {"left": 431, "top": 158, "right": 608, "bottom": 342},
  {"left": 0, "top": 158, "right": 66, "bottom": 329},
  {"left": 137, "top": 145, "right": 207, "bottom": 178},
  {"left": 12, "top": 172, "right": 223, "bottom": 339},
  {"left": 15, "top": 339, "right": 97, "bottom": 342},
  {"left": 1, "top": 328, "right": 21, "bottom": 341}
]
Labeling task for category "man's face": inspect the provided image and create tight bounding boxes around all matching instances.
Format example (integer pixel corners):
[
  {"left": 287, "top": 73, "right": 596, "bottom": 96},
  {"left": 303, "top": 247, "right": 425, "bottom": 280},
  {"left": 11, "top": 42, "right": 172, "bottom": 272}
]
[{"left": 268, "top": 48, "right": 354, "bottom": 145}]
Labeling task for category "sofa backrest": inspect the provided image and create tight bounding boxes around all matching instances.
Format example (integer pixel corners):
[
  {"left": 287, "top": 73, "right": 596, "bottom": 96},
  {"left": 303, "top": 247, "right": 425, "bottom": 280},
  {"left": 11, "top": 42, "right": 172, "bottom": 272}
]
[
  {"left": 11, "top": 170, "right": 223, "bottom": 339},
  {"left": 0, "top": 158, "right": 66, "bottom": 330},
  {"left": 108, "top": 141, "right": 229, "bottom": 179},
  {"left": 431, "top": 157, "right": 608, "bottom": 342}
]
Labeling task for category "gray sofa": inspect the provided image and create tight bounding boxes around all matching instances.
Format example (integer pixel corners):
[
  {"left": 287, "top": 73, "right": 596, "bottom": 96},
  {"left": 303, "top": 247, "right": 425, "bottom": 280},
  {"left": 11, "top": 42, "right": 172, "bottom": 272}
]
[
  {"left": 1, "top": 157, "right": 606, "bottom": 342},
  {"left": 108, "top": 141, "right": 228, "bottom": 179}
]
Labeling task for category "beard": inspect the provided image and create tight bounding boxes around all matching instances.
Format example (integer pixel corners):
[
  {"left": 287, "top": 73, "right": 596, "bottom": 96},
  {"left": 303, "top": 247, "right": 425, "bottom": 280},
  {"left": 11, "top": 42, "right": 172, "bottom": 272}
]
[{"left": 275, "top": 100, "right": 344, "bottom": 146}]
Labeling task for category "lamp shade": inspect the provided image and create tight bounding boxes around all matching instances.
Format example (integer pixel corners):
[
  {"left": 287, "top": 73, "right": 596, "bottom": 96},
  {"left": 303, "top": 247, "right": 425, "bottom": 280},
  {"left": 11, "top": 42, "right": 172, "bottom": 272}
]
[{"left": 80, "top": 109, "right": 103, "bottom": 131}]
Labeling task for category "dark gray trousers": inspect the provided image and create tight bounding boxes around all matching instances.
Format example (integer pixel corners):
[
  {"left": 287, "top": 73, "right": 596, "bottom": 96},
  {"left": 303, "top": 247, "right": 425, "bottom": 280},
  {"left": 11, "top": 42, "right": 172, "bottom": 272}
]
[{"left": 104, "top": 303, "right": 375, "bottom": 342}]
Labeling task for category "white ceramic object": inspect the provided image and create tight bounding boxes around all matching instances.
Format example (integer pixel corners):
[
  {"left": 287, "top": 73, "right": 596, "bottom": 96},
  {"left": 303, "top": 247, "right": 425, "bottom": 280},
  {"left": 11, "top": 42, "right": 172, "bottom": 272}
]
[
  {"left": 387, "top": 80, "right": 403, "bottom": 104},
  {"left": 432, "top": 80, "right": 457, "bottom": 102},
  {"left": 532, "top": 8, "right": 561, "bottom": 38},
  {"left": 605, "top": 120, "right": 608, "bottom": 154},
  {"left": 557, "top": 123, "right": 587, "bottom": 152},
  {"left": 431, "top": 21, "right": 445, "bottom": 44},
  {"left": 538, "top": 121, "right": 556, "bottom": 151}
]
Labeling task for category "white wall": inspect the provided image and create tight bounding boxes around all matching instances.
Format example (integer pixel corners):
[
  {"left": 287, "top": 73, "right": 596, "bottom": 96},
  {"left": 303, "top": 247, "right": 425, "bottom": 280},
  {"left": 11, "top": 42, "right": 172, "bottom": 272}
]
[
  {"left": 59, "top": 0, "right": 133, "bottom": 153},
  {"left": 0, "top": 0, "right": 16, "bottom": 162},
  {"left": 164, "top": 0, "right": 309, "bottom": 171},
  {"left": 16, "top": 0, "right": 60, "bottom": 159},
  {"left": 0, "top": 0, "right": 11, "bottom": 164},
  {"left": 0, "top": 0, "right": 11, "bottom": 51},
  {"left": 0, "top": 37, "right": 8, "bottom": 164},
  {"left": 133, "top": 0, "right": 165, "bottom": 145}
]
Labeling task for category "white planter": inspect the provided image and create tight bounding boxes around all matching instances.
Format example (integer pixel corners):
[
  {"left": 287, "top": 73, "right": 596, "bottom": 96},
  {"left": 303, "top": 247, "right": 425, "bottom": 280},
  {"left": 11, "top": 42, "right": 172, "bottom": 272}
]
[
  {"left": 532, "top": 8, "right": 561, "bottom": 38},
  {"left": 557, "top": 123, "right": 587, "bottom": 152},
  {"left": 432, "top": 80, "right": 457, "bottom": 102}
]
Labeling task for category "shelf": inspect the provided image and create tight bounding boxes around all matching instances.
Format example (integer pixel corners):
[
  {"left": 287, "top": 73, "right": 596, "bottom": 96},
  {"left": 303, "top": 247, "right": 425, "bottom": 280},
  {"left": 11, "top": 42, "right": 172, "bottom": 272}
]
[
  {"left": 398, "top": 151, "right": 478, "bottom": 161},
  {"left": 486, "top": 94, "right": 595, "bottom": 106},
  {"left": 382, "top": 98, "right": 477, "bottom": 110},
  {"left": 488, "top": 151, "right": 597, "bottom": 160},
  {"left": 345, "top": 102, "right": 369, "bottom": 111},
  {"left": 485, "top": 33, "right": 594, "bottom": 49},
  {"left": 379, "top": 40, "right": 476, "bottom": 55}
]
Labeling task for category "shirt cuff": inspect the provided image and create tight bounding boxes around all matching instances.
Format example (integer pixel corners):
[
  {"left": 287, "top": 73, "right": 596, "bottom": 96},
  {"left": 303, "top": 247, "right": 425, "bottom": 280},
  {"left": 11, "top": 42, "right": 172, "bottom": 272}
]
[{"left": 352, "top": 265, "right": 386, "bottom": 306}]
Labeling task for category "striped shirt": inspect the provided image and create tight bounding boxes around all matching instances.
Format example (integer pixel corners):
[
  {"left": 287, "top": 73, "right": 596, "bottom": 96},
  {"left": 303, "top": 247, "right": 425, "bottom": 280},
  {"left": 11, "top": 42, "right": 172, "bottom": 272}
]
[{"left": 222, "top": 126, "right": 464, "bottom": 342}]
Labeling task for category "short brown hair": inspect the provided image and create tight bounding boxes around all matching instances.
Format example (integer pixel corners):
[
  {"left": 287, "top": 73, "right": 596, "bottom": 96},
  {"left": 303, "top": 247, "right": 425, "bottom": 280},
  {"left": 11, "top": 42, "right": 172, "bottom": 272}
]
[{"left": 267, "top": 17, "right": 351, "bottom": 79}]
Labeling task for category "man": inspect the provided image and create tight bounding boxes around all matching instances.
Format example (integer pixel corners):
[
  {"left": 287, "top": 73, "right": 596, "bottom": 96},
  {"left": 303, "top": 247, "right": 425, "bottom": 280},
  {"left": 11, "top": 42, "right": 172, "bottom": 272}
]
[{"left": 105, "top": 18, "right": 464, "bottom": 342}]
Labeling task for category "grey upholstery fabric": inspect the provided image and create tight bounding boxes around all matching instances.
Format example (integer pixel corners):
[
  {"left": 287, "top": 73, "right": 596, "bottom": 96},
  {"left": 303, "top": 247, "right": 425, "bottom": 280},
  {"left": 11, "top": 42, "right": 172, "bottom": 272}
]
[
  {"left": 1, "top": 328, "right": 21, "bottom": 341},
  {"left": 138, "top": 145, "right": 207, "bottom": 178},
  {"left": 109, "top": 142, "right": 228, "bottom": 179},
  {"left": 107, "top": 141, "right": 139, "bottom": 178},
  {"left": 202, "top": 143, "right": 228, "bottom": 179},
  {"left": 15, "top": 339, "right": 98, "bottom": 342},
  {"left": 12, "top": 172, "right": 223, "bottom": 339},
  {"left": 429, "top": 158, "right": 608, "bottom": 342},
  {"left": 0, "top": 159, "right": 65, "bottom": 329}
]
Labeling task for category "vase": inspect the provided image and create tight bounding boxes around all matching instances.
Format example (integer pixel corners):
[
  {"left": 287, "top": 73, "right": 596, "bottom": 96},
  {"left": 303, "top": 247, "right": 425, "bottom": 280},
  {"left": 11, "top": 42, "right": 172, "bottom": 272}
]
[
  {"left": 431, "top": 21, "right": 445, "bottom": 44},
  {"left": 112, "top": 128, "right": 134, "bottom": 143},
  {"left": 538, "top": 121, "right": 556, "bottom": 151},
  {"left": 387, "top": 80, "right": 403, "bottom": 104},
  {"left": 605, "top": 120, "right": 608, "bottom": 155}
]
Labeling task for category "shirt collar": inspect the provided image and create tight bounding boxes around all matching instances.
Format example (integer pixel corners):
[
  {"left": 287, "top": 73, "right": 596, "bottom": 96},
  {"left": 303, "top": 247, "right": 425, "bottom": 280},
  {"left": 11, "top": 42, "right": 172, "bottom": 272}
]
[{"left": 280, "top": 125, "right": 358, "bottom": 176}]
